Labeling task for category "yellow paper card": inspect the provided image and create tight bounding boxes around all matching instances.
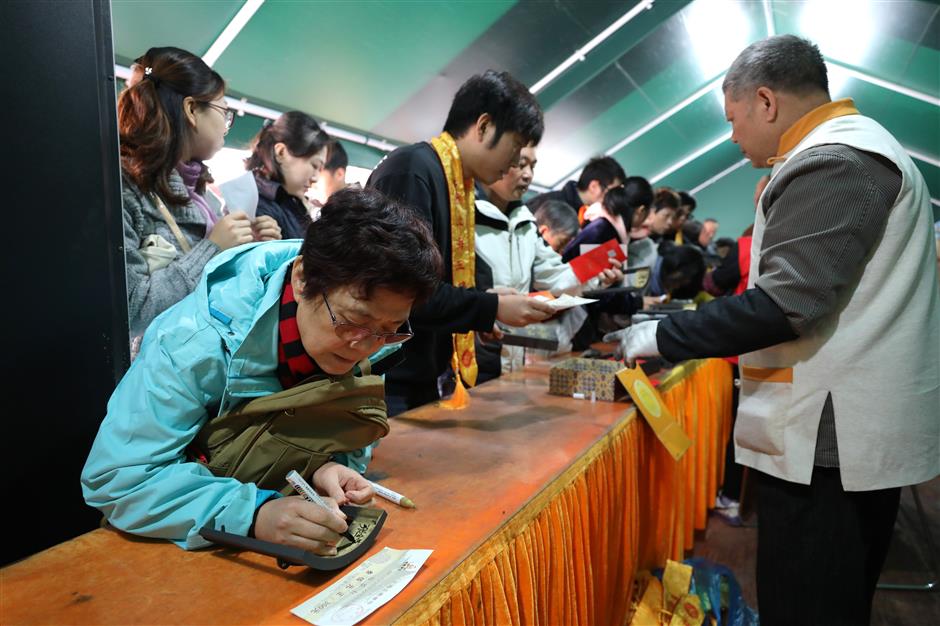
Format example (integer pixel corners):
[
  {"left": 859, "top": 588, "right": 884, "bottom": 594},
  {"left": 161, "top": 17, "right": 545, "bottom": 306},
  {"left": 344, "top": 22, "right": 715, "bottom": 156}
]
[
  {"left": 669, "top": 594, "right": 705, "bottom": 626},
  {"left": 662, "top": 559, "right": 694, "bottom": 616},
  {"left": 617, "top": 366, "right": 692, "bottom": 460},
  {"left": 630, "top": 576, "right": 663, "bottom": 625}
]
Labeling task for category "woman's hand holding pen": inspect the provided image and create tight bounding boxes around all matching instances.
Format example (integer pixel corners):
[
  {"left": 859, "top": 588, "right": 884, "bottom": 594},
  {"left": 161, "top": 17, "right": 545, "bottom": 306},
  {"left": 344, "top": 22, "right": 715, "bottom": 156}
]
[{"left": 253, "top": 495, "right": 349, "bottom": 555}]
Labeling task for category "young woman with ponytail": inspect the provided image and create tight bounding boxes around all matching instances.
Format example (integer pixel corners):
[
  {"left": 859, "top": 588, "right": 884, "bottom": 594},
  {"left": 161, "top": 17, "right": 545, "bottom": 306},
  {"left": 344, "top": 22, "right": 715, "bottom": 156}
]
[
  {"left": 246, "top": 111, "right": 332, "bottom": 239},
  {"left": 119, "top": 46, "right": 280, "bottom": 336}
]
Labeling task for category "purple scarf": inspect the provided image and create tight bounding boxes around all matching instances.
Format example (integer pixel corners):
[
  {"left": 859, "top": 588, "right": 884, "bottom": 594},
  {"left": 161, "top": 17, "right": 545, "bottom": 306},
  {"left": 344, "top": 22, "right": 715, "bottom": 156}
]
[{"left": 176, "top": 160, "right": 219, "bottom": 235}]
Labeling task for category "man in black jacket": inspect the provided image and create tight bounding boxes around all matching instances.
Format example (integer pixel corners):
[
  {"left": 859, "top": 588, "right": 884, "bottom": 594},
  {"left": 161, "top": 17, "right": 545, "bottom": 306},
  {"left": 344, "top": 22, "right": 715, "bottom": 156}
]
[
  {"left": 527, "top": 156, "right": 626, "bottom": 216},
  {"left": 368, "top": 70, "right": 554, "bottom": 415}
]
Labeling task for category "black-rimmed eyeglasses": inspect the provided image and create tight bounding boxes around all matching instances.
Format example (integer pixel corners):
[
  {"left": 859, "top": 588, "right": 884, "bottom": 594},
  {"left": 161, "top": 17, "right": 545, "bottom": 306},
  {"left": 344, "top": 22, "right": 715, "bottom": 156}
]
[
  {"left": 322, "top": 293, "right": 413, "bottom": 346},
  {"left": 202, "top": 102, "right": 234, "bottom": 130}
]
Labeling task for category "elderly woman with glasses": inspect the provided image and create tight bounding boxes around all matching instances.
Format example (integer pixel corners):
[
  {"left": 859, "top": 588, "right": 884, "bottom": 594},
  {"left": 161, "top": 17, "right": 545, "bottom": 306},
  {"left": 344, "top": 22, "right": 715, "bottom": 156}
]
[
  {"left": 119, "top": 46, "right": 282, "bottom": 339},
  {"left": 82, "top": 187, "right": 442, "bottom": 555}
]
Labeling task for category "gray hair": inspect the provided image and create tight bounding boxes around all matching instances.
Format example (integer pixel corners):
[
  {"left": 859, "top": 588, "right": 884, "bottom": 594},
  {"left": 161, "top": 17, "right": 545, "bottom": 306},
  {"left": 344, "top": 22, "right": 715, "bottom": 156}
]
[
  {"left": 723, "top": 35, "right": 829, "bottom": 98},
  {"left": 534, "top": 200, "right": 580, "bottom": 237}
]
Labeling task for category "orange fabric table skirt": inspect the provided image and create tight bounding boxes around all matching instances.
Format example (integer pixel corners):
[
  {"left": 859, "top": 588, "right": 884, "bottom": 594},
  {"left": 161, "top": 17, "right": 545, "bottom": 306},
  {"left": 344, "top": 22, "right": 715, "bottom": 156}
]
[
  {"left": 397, "top": 358, "right": 733, "bottom": 626},
  {"left": 0, "top": 359, "right": 731, "bottom": 625}
]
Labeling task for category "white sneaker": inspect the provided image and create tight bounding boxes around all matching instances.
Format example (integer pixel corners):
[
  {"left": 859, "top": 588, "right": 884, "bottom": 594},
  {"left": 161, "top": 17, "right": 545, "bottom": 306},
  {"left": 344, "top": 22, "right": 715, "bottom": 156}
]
[
  {"left": 713, "top": 504, "right": 743, "bottom": 527},
  {"left": 715, "top": 493, "right": 738, "bottom": 510}
]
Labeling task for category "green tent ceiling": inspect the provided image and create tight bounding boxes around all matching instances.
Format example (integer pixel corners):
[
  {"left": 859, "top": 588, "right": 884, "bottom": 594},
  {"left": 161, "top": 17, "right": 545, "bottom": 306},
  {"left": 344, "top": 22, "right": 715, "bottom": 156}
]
[{"left": 111, "top": 0, "right": 940, "bottom": 237}]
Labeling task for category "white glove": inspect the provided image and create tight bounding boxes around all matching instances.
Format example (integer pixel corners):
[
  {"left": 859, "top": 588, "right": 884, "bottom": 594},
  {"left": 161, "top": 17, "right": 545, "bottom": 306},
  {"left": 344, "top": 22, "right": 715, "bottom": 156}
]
[{"left": 602, "top": 321, "right": 661, "bottom": 367}]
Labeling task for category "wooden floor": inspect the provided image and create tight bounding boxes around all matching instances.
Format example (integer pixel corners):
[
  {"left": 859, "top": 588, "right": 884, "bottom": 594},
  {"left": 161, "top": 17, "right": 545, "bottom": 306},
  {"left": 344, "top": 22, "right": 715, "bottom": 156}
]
[{"left": 690, "top": 476, "right": 940, "bottom": 625}]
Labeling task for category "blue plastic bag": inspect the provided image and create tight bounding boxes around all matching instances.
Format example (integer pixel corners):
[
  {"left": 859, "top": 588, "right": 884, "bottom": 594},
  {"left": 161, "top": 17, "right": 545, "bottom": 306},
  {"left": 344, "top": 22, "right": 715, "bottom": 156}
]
[{"left": 684, "top": 557, "right": 759, "bottom": 626}]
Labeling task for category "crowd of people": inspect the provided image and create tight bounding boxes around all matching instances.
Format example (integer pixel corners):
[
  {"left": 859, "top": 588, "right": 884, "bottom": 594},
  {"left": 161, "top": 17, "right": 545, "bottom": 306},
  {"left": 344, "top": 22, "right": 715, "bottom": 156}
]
[{"left": 81, "top": 34, "right": 939, "bottom": 625}]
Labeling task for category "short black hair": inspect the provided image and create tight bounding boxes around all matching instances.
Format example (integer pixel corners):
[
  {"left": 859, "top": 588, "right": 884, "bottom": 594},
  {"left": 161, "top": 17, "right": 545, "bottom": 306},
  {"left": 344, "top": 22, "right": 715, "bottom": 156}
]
[
  {"left": 576, "top": 156, "right": 626, "bottom": 191},
  {"left": 602, "top": 176, "right": 653, "bottom": 223},
  {"left": 534, "top": 200, "right": 580, "bottom": 238},
  {"left": 658, "top": 242, "right": 705, "bottom": 299},
  {"left": 723, "top": 35, "right": 828, "bottom": 98},
  {"left": 301, "top": 187, "right": 442, "bottom": 304},
  {"left": 678, "top": 190, "right": 696, "bottom": 212},
  {"left": 681, "top": 219, "right": 703, "bottom": 245},
  {"left": 652, "top": 187, "right": 681, "bottom": 213},
  {"left": 443, "top": 70, "right": 544, "bottom": 146},
  {"left": 324, "top": 139, "right": 348, "bottom": 173}
]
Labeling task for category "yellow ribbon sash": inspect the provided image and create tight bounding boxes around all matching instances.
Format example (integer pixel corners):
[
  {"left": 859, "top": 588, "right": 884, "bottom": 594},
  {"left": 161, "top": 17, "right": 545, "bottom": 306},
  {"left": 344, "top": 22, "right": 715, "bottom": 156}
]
[{"left": 429, "top": 132, "right": 478, "bottom": 407}]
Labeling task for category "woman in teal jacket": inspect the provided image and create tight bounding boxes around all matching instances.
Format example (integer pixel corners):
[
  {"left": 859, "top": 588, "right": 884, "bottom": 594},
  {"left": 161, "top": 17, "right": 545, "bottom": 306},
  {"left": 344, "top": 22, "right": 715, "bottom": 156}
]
[{"left": 82, "top": 188, "right": 442, "bottom": 554}]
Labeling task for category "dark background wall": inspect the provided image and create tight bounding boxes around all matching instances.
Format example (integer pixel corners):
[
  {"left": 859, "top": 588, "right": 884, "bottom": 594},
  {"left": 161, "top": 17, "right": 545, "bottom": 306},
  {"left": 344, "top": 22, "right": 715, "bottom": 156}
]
[{"left": 1, "top": 0, "right": 129, "bottom": 565}]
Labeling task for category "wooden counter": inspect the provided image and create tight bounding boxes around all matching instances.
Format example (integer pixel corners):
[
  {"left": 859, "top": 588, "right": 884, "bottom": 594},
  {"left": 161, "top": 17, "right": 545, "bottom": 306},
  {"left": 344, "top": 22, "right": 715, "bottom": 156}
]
[{"left": 1, "top": 358, "right": 733, "bottom": 625}]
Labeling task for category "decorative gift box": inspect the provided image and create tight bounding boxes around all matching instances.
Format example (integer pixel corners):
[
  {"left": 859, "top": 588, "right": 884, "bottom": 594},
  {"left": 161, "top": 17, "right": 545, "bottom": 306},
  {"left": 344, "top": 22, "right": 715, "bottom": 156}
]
[{"left": 548, "top": 357, "right": 627, "bottom": 402}]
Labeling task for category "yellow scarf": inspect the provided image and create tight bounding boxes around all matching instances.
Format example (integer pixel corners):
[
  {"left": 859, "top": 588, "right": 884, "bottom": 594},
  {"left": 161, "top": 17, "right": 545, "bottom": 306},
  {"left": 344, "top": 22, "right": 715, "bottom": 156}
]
[
  {"left": 429, "top": 132, "right": 478, "bottom": 406},
  {"left": 767, "top": 98, "right": 859, "bottom": 165}
]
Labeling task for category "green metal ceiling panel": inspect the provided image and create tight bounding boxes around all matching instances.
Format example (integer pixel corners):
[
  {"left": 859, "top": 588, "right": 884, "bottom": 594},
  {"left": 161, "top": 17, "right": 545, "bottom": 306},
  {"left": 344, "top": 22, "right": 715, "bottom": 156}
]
[
  {"left": 841, "top": 33, "right": 940, "bottom": 98},
  {"left": 213, "top": 0, "right": 514, "bottom": 132},
  {"left": 535, "top": 0, "right": 694, "bottom": 110},
  {"left": 369, "top": 1, "right": 642, "bottom": 144},
  {"left": 107, "top": 0, "right": 939, "bottom": 220},
  {"left": 770, "top": 0, "right": 939, "bottom": 95},
  {"left": 535, "top": 87, "right": 662, "bottom": 186},
  {"left": 609, "top": 90, "right": 728, "bottom": 181},
  {"left": 110, "top": 0, "right": 243, "bottom": 64},
  {"left": 655, "top": 141, "right": 743, "bottom": 192},
  {"left": 534, "top": 0, "right": 769, "bottom": 187},
  {"left": 535, "top": 64, "right": 726, "bottom": 187},
  {"left": 904, "top": 44, "right": 940, "bottom": 97},
  {"left": 913, "top": 158, "right": 940, "bottom": 200},
  {"left": 339, "top": 140, "right": 386, "bottom": 170},
  {"left": 690, "top": 161, "right": 765, "bottom": 239},
  {"left": 844, "top": 78, "right": 940, "bottom": 159}
]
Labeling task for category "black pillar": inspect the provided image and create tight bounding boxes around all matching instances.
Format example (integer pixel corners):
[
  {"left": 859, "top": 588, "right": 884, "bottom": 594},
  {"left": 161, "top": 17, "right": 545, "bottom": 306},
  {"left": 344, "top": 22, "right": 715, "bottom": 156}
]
[{"left": 1, "top": 0, "right": 129, "bottom": 565}]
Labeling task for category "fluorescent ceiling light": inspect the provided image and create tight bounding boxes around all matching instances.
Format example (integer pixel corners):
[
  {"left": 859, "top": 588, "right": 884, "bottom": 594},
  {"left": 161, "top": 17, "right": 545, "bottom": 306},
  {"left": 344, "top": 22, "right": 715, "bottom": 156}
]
[
  {"left": 827, "top": 60, "right": 940, "bottom": 107},
  {"left": 224, "top": 96, "right": 279, "bottom": 120},
  {"left": 530, "top": 0, "right": 655, "bottom": 94},
  {"left": 112, "top": 63, "right": 399, "bottom": 155},
  {"left": 650, "top": 131, "right": 732, "bottom": 184},
  {"left": 548, "top": 74, "right": 724, "bottom": 188},
  {"left": 762, "top": 0, "right": 775, "bottom": 36},
  {"left": 907, "top": 147, "right": 940, "bottom": 169},
  {"left": 202, "top": 0, "right": 265, "bottom": 68},
  {"left": 683, "top": 0, "right": 753, "bottom": 81},
  {"left": 800, "top": 0, "right": 874, "bottom": 68},
  {"left": 605, "top": 76, "right": 723, "bottom": 158},
  {"left": 321, "top": 123, "right": 367, "bottom": 145},
  {"left": 689, "top": 158, "right": 749, "bottom": 195},
  {"left": 365, "top": 137, "right": 399, "bottom": 152}
]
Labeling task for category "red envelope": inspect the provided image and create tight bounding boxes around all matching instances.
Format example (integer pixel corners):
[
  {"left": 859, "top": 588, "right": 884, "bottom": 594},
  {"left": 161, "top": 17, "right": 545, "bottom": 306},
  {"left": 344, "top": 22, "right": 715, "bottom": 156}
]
[{"left": 569, "top": 238, "right": 627, "bottom": 283}]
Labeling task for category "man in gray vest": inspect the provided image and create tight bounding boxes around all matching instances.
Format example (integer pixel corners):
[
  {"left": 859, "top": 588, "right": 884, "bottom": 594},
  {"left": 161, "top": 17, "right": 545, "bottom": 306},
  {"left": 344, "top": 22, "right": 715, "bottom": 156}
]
[{"left": 607, "top": 35, "right": 939, "bottom": 624}]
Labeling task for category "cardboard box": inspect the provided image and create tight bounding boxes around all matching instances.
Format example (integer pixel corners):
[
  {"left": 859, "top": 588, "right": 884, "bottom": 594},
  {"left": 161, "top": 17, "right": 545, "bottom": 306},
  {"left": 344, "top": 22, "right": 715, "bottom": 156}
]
[{"left": 548, "top": 357, "right": 627, "bottom": 402}]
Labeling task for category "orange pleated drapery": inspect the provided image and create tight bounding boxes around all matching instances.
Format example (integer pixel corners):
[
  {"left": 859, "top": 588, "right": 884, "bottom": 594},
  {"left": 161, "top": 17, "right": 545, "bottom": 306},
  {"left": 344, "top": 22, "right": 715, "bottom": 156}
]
[{"left": 396, "top": 358, "right": 733, "bottom": 626}]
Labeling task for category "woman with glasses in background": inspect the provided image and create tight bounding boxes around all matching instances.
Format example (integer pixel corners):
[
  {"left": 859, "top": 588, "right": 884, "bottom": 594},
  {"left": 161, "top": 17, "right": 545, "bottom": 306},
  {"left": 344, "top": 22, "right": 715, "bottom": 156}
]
[
  {"left": 83, "top": 187, "right": 442, "bottom": 555},
  {"left": 118, "top": 46, "right": 281, "bottom": 338}
]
